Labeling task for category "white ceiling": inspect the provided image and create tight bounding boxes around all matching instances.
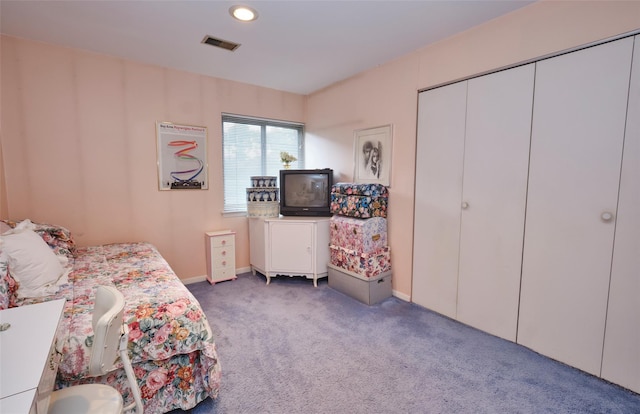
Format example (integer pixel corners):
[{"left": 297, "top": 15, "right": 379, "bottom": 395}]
[{"left": 0, "top": 0, "right": 535, "bottom": 95}]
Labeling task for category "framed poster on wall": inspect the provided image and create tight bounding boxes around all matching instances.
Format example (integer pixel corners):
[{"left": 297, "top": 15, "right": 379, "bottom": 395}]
[
  {"left": 156, "top": 121, "right": 208, "bottom": 190},
  {"left": 354, "top": 124, "right": 392, "bottom": 187}
]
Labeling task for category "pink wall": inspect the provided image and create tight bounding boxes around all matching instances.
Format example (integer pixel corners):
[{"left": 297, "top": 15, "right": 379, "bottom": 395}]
[
  {"left": 0, "top": 35, "right": 305, "bottom": 280},
  {"left": 306, "top": 0, "right": 640, "bottom": 299},
  {"left": 0, "top": 142, "right": 6, "bottom": 219},
  {"left": 2, "top": 1, "right": 639, "bottom": 294}
]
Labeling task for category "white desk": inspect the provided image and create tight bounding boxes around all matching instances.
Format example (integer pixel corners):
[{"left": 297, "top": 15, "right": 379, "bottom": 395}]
[{"left": 0, "top": 299, "right": 65, "bottom": 414}]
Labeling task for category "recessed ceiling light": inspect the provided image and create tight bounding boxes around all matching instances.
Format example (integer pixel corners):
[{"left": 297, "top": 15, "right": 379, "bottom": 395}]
[{"left": 229, "top": 5, "right": 258, "bottom": 22}]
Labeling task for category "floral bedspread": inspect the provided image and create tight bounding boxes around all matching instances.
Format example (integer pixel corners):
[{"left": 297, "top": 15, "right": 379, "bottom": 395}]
[{"left": 14, "top": 242, "right": 221, "bottom": 413}]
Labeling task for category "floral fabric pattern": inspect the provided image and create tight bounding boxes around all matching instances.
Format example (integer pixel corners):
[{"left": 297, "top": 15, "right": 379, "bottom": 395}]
[
  {"left": 331, "top": 183, "right": 389, "bottom": 198},
  {"left": 330, "top": 183, "right": 388, "bottom": 218},
  {"left": 329, "top": 216, "right": 387, "bottom": 253},
  {"left": 13, "top": 242, "right": 221, "bottom": 412},
  {"left": 329, "top": 245, "right": 392, "bottom": 278},
  {"left": 0, "top": 267, "right": 19, "bottom": 310}
]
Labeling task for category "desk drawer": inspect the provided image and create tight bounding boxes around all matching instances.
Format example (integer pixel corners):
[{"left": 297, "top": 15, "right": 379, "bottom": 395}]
[{"left": 35, "top": 346, "right": 60, "bottom": 413}]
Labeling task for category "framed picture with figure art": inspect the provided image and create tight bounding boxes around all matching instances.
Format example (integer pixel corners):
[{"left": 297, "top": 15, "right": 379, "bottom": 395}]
[{"left": 353, "top": 124, "right": 392, "bottom": 187}]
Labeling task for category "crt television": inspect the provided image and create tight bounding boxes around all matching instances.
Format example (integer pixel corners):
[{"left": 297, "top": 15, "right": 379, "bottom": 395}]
[{"left": 279, "top": 169, "right": 333, "bottom": 216}]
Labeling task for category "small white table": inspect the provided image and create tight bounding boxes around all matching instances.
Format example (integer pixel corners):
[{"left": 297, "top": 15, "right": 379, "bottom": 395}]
[
  {"left": 0, "top": 299, "right": 65, "bottom": 414},
  {"left": 205, "top": 230, "right": 237, "bottom": 284}
]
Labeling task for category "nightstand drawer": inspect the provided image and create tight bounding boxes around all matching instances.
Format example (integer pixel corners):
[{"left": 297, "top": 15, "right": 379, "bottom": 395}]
[
  {"left": 212, "top": 245, "right": 235, "bottom": 268},
  {"left": 213, "top": 268, "right": 236, "bottom": 281},
  {"left": 211, "top": 234, "right": 234, "bottom": 248}
]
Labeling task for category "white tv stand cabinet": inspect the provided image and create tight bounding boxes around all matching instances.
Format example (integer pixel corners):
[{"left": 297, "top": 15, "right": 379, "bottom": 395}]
[{"left": 249, "top": 216, "right": 330, "bottom": 287}]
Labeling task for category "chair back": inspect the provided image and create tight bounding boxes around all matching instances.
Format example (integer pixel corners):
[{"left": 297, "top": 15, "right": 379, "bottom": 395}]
[{"left": 88, "top": 285, "right": 125, "bottom": 377}]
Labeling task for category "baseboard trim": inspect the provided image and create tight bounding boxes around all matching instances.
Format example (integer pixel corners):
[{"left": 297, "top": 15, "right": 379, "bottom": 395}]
[
  {"left": 181, "top": 275, "right": 207, "bottom": 285},
  {"left": 181, "top": 267, "right": 253, "bottom": 285},
  {"left": 392, "top": 290, "right": 410, "bottom": 302},
  {"left": 183, "top": 269, "right": 410, "bottom": 304}
]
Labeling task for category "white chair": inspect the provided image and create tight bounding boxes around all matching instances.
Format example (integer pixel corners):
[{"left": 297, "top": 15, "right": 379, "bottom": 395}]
[{"left": 48, "top": 286, "right": 144, "bottom": 414}]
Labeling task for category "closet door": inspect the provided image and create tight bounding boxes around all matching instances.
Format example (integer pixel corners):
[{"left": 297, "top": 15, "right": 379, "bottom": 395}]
[
  {"left": 456, "top": 64, "right": 534, "bottom": 341},
  {"left": 601, "top": 35, "right": 640, "bottom": 393},
  {"left": 412, "top": 82, "right": 467, "bottom": 318},
  {"left": 518, "top": 38, "right": 634, "bottom": 375}
]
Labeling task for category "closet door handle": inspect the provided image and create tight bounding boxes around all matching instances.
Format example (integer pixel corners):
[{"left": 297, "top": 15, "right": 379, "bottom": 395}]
[
  {"left": 461, "top": 202, "right": 469, "bottom": 210},
  {"left": 601, "top": 212, "right": 614, "bottom": 222}
]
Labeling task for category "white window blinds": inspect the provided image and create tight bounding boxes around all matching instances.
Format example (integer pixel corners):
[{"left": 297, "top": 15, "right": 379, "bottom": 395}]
[{"left": 222, "top": 114, "right": 304, "bottom": 212}]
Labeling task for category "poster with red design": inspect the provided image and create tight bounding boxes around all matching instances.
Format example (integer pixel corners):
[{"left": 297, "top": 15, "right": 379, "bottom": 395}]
[{"left": 156, "top": 122, "right": 208, "bottom": 190}]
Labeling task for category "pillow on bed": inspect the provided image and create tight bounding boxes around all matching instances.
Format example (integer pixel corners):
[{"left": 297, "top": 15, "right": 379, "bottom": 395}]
[
  {"left": 1, "top": 219, "right": 76, "bottom": 259},
  {"left": 0, "top": 219, "right": 76, "bottom": 259},
  {"left": 0, "top": 225, "right": 68, "bottom": 298},
  {"left": 31, "top": 222, "right": 77, "bottom": 259}
]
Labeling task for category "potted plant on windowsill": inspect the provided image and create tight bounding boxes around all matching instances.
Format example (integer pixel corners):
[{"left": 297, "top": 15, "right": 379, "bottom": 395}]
[{"left": 280, "top": 151, "right": 297, "bottom": 169}]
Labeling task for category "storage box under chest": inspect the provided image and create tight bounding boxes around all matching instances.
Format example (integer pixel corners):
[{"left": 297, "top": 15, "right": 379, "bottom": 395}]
[
  {"left": 330, "top": 183, "right": 388, "bottom": 218},
  {"left": 329, "top": 215, "right": 387, "bottom": 253},
  {"left": 328, "top": 263, "right": 392, "bottom": 305},
  {"left": 329, "top": 245, "right": 391, "bottom": 278}
]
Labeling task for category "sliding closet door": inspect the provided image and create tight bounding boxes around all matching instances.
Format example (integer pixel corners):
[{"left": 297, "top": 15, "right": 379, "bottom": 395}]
[
  {"left": 601, "top": 35, "right": 640, "bottom": 393},
  {"left": 518, "top": 38, "right": 634, "bottom": 376},
  {"left": 412, "top": 82, "right": 467, "bottom": 319},
  {"left": 456, "top": 64, "right": 534, "bottom": 341}
]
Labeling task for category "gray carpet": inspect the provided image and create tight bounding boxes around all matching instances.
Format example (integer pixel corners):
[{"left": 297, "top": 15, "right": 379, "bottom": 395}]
[{"left": 181, "top": 273, "right": 640, "bottom": 413}]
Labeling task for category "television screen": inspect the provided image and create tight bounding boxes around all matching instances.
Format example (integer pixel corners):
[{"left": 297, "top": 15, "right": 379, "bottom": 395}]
[
  {"left": 284, "top": 174, "right": 329, "bottom": 207},
  {"left": 280, "top": 169, "right": 333, "bottom": 216}
]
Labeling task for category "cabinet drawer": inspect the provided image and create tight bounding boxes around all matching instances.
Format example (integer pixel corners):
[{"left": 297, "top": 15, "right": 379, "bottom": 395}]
[
  {"left": 212, "top": 246, "right": 235, "bottom": 268},
  {"left": 213, "top": 268, "right": 236, "bottom": 281},
  {"left": 211, "top": 235, "right": 234, "bottom": 248}
]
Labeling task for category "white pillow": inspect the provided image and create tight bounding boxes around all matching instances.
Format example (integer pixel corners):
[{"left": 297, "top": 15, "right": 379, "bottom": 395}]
[{"left": 0, "top": 228, "right": 68, "bottom": 298}]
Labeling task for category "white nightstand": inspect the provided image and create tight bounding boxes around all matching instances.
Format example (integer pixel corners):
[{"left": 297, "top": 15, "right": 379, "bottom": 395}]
[{"left": 205, "top": 230, "right": 237, "bottom": 284}]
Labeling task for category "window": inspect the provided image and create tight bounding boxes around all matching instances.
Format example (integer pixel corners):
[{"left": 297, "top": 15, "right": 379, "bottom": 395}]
[{"left": 222, "top": 114, "right": 304, "bottom": 213}]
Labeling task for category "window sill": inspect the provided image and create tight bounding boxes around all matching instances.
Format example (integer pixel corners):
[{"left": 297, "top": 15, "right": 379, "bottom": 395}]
[{"left": 222, "top": 211, "right": 248, "bottom": 218}]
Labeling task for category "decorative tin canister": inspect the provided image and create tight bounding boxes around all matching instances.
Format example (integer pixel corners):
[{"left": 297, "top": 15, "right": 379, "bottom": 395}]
[
  {"left": 250, "top": 176, "right": 277, "bottom": 188},
  {"left": 247, "top": 201, "right": 280, "bottom": 217},
  {"left": 247, "top": 176, "right": 279, "bottom": 217},
  {"left": 246, "top": 188, "right": 279, "bottom": 202}
]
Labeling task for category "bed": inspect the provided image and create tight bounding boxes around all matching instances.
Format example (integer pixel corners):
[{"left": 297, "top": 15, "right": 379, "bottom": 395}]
[{"left": 0, "top": 220, "right": 221, "bottom": 413}]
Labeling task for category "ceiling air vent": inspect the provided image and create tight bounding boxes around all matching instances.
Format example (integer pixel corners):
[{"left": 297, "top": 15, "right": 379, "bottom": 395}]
[{"left": 201, "top": 35, "right": 241, "bottom": 52}]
